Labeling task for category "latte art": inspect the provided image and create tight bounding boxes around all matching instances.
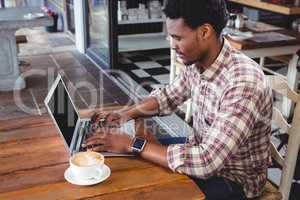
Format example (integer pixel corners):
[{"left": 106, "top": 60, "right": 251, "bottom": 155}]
[{"left": 72, "top": 152, "right": 103, "bottom": 167}]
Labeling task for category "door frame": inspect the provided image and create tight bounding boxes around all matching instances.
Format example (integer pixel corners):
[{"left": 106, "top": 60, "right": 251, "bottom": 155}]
[
  {"left": 64, "top": 0, "right": 75, "bottom": 34},
  {"left": 85, "top": 0, "right": 118, "bottom": 70}
]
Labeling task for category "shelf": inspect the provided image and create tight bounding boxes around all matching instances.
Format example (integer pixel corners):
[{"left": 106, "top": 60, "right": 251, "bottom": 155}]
[
  {"left": 118, "top": 33, "right": 170, "bottom": 52},
  {"left": 118, "top": 18, "right": 164, "bottom": 25},
  {"left": 228, "top": 0, "right": 300, "bottom": 15}
]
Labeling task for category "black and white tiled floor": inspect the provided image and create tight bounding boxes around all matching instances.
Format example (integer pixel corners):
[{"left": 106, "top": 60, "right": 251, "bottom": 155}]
[
  {"left": 118, "top": 49, "right": 171, "bottom": 93},
  {"left": 117, "top": 49, "right": 300, "bottom": 200}
]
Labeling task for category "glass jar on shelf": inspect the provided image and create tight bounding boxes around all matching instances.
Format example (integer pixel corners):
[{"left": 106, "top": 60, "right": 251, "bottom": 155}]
[
  {"left": 118, "top": 0, "right": 128, "bottom": 21},
  {"left": 137, "top": 3, "right": 148, "bottom": 20},
  {"left": 148, "top": 0, "right": 162, "bottom": 19}
]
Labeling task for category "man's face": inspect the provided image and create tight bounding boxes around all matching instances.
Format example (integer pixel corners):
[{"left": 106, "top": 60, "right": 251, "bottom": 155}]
[{"left": 166, "top": 18, "right": 207, "bottom": 66}]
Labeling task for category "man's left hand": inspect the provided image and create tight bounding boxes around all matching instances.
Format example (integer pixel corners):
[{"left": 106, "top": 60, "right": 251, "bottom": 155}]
[{"left": 83, "top": 129, "right": 133, "bottom": 154}]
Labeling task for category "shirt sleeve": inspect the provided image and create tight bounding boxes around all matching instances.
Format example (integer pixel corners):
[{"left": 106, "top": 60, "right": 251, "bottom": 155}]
[
  {"left": 149, "top": 67, "right": 191, "bottom": 116},
  {"left": 167, "top": 82, "right": 265, "bottom": 178}
]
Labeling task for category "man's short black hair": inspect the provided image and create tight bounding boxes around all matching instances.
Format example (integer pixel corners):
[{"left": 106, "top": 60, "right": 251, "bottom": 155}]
[{"left": 163, "top": 0, "right": 229, "bottom": 35}]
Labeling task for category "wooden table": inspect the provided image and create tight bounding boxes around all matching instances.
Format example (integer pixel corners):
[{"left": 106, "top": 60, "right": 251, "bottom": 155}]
[
  {"left": 0, "top": 115, "right": 204, "bottom": 200},
  {"left": 228, "top": 0, "right": 300, "bottom": 15}
]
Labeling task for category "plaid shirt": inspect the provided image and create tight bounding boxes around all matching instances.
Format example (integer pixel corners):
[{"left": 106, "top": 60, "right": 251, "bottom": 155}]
[{"left": 150, "top": 39, "right": 272, "bottom": 198}]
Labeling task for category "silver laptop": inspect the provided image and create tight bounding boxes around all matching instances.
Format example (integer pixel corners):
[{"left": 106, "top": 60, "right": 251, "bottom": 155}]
[{"left": 44, "top": 74, "right": 135, "bottom": 156}]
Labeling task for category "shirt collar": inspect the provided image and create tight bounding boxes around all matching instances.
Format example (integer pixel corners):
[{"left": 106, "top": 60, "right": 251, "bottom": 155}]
[{"left": 200, "top": 38, "right": 231, "bottom": 81}]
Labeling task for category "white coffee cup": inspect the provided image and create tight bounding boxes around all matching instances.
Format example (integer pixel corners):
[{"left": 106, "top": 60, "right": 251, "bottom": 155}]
[{"left": 70, "top": 151, "right": 104, "bottom": 180}]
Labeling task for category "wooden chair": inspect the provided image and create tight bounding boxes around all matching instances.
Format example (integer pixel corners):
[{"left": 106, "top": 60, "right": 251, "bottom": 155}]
[
  {"left": 257, "top": 75, "right": 300, "bottom": 200},
  {"left": 259, "top": 55, "right": 293, "bottom": 81}
]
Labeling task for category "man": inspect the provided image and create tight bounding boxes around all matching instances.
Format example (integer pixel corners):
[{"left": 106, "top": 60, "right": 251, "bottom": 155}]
[{"left": 83, "top": 0, "right": 273, "bottom": 199}]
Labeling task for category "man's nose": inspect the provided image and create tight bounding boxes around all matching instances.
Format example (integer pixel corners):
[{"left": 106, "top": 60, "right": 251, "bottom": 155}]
[{"left": 170, "top": 38, "right": 178, "bottom": 51}]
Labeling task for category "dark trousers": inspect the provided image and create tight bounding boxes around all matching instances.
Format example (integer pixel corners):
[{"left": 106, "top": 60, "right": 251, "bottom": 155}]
[
  {"left": 192, "top": 176, "right": 248, "bottom": 200},
  {"left": 158, "top": 137, "right": 249, "bottom": 200}
]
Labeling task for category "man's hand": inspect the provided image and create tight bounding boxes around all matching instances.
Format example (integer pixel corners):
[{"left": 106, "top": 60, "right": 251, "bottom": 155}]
[
  {"left": 91, "top": 110, "right": 131, "bottom": 131},
  {"left": 83, "top": 128, "right": 133, "bottom": 154},
  {"left": 82, "top": 127, "right": 168, "bottom": 169}
]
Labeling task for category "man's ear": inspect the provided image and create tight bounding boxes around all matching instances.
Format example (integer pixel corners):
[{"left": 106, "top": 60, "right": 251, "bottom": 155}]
[{"left": 197, "top": 23, "right": 213, "bottom": 41}]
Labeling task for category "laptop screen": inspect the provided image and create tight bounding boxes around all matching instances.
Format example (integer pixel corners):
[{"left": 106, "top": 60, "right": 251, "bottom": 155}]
[{"left": 47, "top": 79, "right": 78, "bottom": 146}]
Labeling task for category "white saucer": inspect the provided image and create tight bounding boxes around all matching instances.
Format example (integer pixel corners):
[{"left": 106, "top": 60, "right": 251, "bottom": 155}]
[{"left": 64, "top": 164, "right": 111, "bottom": 186}]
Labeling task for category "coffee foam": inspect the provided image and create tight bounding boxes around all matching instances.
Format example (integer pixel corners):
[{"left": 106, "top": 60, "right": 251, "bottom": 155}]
[{"left": 72, "top": 152, "right": 102, "bottom": 167}]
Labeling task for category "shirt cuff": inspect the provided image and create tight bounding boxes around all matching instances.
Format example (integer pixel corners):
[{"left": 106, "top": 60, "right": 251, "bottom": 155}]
[{"left": 167, "top": 144, "right": 186, "bottom": 172}]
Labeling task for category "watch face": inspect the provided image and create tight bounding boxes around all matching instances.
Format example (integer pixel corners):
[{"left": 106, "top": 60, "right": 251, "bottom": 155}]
[{"left": 133, "top": 138, "right": 145, "bottom": 150}]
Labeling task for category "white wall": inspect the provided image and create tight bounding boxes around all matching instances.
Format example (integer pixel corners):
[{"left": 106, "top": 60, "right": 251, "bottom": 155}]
[{"left": 74, "top": 0, "right": 87, "bottom": 53}]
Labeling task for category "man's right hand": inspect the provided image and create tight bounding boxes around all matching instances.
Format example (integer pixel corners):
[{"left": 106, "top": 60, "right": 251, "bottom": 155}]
[
  {"left": 91, "top": 110, "right": 131, "bottom": 131},
  {"left": 90, "top": 97, "right": 160, "bottom": 132}
]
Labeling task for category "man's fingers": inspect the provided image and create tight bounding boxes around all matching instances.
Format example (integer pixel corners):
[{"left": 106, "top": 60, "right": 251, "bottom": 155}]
[
  {"left": 85, "top": 133, "right": 105, "bottom": 142},
  {"left": 91, "top": 112, "right": 109, "bottom": 123},
  {"left": 91, "top": 124, "right": 110, "bottom": 132},
  {"left": 108, "top": 127, "right": 122, "bottom": 135},
  {"left": 83, "top": 138, "right": 106, "bottom": 147},
  {"left": 91, "top": 112, "right": 99, "bottom": 123},
  {"left": 91, "top": 112, "right": 126, "bottom": 130},
  {"left": 89, "top": 145, "right": 107, "bottom": 152},
  {"left": 106, "top": 113, "right": 122, "bottom": 123},
  {"left": 84, "top": 132, "right": 106, "bottom": 143},
  {"left": 91, "top": 112, "right": 101, "bottom": 123},
  {"left": 107, "top": 121, "right": 121, "bottom": 128},
  {"left": 91, "top": 112, "right": 121, "bottom": 130}
]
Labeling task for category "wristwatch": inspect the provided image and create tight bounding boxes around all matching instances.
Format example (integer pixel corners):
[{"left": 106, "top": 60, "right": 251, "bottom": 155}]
[{"left": 131, "top": 137, "right": 147, "bottom": 154}]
